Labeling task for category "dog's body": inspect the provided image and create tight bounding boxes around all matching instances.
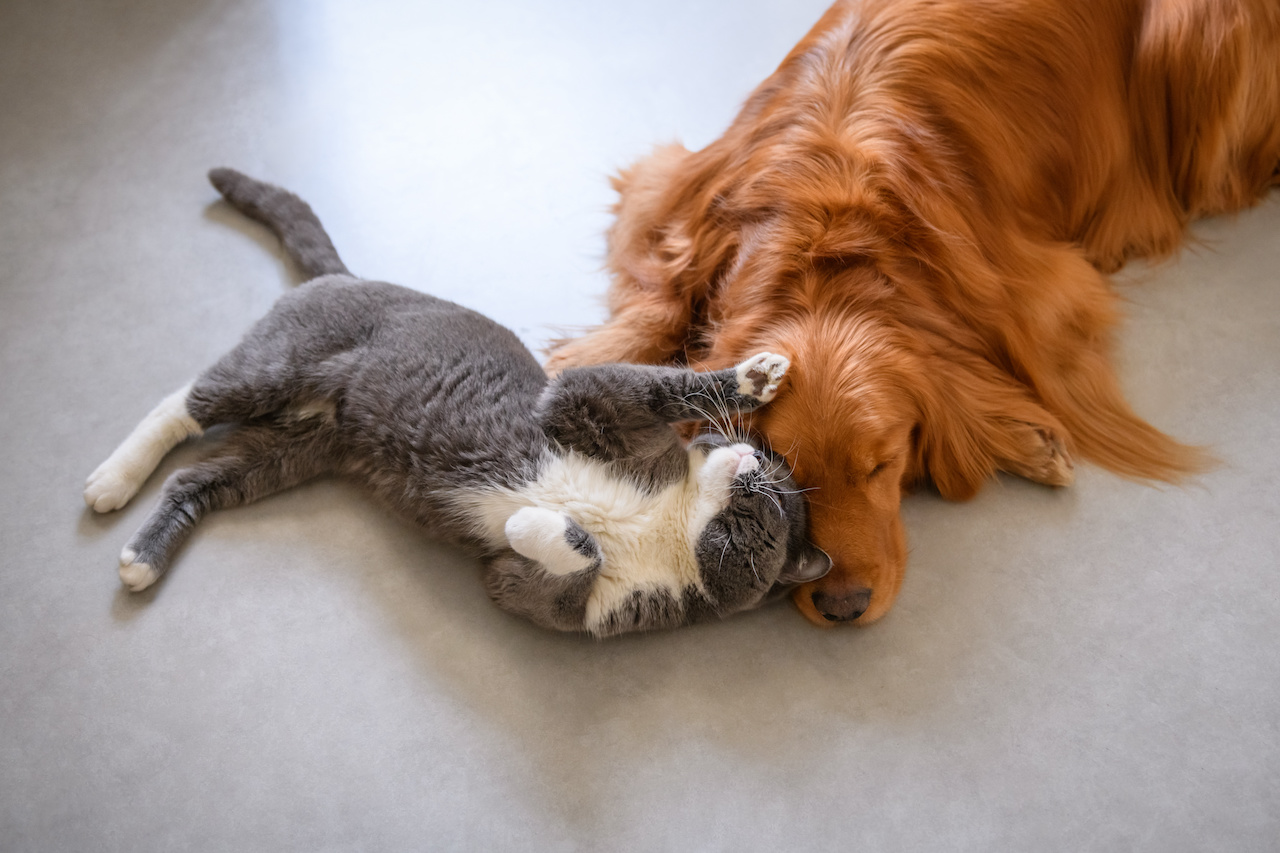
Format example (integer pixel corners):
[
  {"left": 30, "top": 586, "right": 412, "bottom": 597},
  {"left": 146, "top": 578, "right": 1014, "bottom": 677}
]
[{"left": 546, "top": 0, "right": 1280, "bottom": 625}]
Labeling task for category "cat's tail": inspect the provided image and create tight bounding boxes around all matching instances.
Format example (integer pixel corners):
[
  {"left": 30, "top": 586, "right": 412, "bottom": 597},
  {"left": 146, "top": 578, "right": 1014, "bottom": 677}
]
[{"left": 208, "top": 168, "right": 351, "bottom": 278}]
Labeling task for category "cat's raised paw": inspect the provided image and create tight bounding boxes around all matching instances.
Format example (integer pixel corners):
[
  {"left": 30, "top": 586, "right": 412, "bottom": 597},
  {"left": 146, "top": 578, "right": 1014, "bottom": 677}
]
[
  {"left": 118, "top": 548, "right": 159, "bottom": 592},
  {"left": 735, "top": 352, "right": 791, "bottom": 403},
  {"left": 84, "top": 463, "right": 143, "bottom": 513},
  {"left": 505, "top": 507, "right": 600, "bottom": 576}
]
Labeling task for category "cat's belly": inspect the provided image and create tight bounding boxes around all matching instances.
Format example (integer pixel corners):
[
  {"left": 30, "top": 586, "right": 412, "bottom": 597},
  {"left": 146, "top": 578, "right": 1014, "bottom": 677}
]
[{"left": 456, "top": 450, "right": 706, "bottom": 630}]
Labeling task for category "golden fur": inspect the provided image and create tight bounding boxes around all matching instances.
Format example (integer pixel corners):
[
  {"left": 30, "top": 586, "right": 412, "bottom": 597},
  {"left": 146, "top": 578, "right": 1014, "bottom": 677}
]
[{"left": 547, "top": 0, "right": 1280, "bottom": 625}]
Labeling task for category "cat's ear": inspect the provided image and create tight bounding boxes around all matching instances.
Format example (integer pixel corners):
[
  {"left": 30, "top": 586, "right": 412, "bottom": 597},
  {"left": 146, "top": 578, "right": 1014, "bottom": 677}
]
[
  {"left": 504, "top": 507, "right": 602, "bottom": 576},
  {"left": 778, "top": 545, "right": 833, "bottom": 584}
]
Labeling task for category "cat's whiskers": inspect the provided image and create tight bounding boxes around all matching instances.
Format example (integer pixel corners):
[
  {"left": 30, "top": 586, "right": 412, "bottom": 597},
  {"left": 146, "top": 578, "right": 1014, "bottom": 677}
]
[
  {"left": 717, "top": 534, "right": 732, "bottom": 576},
  {"left": 682, "top": 391, "right": 734, "bottom": 443},
  {"left": 758, "top": 486, "right": 784, "bottom": 515},
  {"left": 767, "top": 484, "right": 819, "bottom": 496},
  {"left": 733, "top": 472, "right": 784, "bottom": 515},
  {"left": 761, "top": 454, "right": 795, "bottom": 485},
  {"left": 709, "top": 385, "right": 751, "bottom": 446}
]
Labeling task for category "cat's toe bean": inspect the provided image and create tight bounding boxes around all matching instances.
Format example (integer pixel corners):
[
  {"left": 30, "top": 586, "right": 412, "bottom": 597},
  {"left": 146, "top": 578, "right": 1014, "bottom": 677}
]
[
  {"left": 118, "top": 549, "right": 158, "bottom": 592},
  {"left": 763, "top": 354, "right": 790, "bottom": 381},
  {"left": 736, "top": 352, "right": 791, "bottom": 402}
]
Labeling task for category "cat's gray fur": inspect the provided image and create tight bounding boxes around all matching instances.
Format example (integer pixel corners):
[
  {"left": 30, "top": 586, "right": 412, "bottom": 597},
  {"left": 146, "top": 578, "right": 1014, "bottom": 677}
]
[{"left": 85, "top": 169, "right": 830, "bottom": 637}]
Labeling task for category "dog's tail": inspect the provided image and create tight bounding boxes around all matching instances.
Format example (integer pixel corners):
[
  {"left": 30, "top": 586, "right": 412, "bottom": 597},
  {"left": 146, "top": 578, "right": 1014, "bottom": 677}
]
[{"left": 208, "top": 168, "right": 350, "bottom": 278}]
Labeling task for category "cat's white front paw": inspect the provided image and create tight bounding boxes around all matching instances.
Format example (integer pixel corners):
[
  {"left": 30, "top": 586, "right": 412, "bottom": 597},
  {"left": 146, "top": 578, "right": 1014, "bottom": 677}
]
[
  {"left": 118, "top": 548, "right": 159, "bottom": 592},
  {"left": 735, "top": 352, "right": 791, "bottom": 403},
  {"left": 84, "top": 462, "right": 144, "bottom": 513}
]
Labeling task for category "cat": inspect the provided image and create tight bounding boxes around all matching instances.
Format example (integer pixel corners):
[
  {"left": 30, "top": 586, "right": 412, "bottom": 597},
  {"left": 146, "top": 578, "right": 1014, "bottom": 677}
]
[{"left": 83, "top": 168, "right": 831, "bottom": 637}]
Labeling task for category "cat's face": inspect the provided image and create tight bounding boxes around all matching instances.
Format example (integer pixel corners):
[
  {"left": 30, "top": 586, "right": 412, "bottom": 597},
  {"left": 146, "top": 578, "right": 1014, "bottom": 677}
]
[{"left": 686, "top": 433, "right": 832, "bottom": 617}]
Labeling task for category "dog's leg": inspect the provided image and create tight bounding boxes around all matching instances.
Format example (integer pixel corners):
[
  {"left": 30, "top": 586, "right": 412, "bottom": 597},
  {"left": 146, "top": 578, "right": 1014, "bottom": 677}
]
[
  {"left": 1007, "top": 244, "right": 1210, "bottom": 482},
  {"left": 547, "top": 144, "right": 716, "bottom": 375}
]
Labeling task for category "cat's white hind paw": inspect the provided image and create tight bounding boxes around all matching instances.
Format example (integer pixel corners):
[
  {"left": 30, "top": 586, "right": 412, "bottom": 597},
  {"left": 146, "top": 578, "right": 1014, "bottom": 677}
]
[
  {"left": 735, "top": 352, "right": 791, "bottom": 403},
  {"left": 84, "top": 462, "right": 144, "bottom": 513},
  {"left": 84, "top": 382, "right": 202, "bottom": 513},
  {"left": 118, "top": 548, "right": 158, "bottom": 592}
]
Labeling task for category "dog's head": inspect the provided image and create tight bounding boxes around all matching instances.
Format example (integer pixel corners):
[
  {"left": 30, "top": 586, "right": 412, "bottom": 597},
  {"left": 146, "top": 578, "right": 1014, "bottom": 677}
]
[
  {"left": 651, "top": 149, "right": 1072, "bottom": 625},
  {"left": 730, "top": 298, "right": 1016, "bottom": 626},
  {"left": 740, "top": 314, "right": 915, "bottom": 624}
]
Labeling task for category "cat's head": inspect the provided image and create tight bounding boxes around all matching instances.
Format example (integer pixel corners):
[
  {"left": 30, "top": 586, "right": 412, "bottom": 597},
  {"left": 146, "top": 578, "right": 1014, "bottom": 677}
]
[{"left": 685, "top": 432, "right": 832, "bottom": 618}]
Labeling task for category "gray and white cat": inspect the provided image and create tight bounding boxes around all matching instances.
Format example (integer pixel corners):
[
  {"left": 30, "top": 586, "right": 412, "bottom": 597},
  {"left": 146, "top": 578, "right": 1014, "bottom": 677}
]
[{"left": 84, "top": 169, "right": 830, "bottom": 637}]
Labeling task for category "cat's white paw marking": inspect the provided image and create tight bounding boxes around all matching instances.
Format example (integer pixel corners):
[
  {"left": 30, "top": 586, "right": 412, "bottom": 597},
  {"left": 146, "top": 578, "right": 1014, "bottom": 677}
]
[
  {"left": 83, "top": 383, "right": 202, "bottom": 513},
  {"left": 505, "top": 507, "right": 596, "bottom": 576},
  {"left": 84, "top": 464, "right": 145, "bottom": 513},
  {"left": 118, "top": 548, "right": 159, "bottom": 592},
  {"left": 735, "top": 352, "right": 791, "bottom": 403}
]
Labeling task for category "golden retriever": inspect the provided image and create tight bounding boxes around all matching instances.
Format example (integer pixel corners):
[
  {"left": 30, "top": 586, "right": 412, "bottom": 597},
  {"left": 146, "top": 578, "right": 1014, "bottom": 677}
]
[{"left": 546, "top": 0, "right": 1280, "bottom": 625}]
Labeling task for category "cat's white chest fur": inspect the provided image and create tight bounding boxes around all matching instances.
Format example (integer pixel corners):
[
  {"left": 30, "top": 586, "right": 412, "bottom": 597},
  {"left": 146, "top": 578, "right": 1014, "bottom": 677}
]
[{"left": 461, "top": 450, "right": 732, "bottom": 631}]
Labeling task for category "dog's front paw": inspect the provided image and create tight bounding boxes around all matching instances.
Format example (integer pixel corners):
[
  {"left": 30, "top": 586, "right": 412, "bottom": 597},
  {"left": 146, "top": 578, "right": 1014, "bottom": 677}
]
[
  {"left": 1001, "top": 422, "right": 1075, "bottom": 488},
  {"left": 1027, "top": 427, "right": 1075, "bottom": 487},
  {"left": 735, "top": 352, "right": 791, "bottom": 403}
]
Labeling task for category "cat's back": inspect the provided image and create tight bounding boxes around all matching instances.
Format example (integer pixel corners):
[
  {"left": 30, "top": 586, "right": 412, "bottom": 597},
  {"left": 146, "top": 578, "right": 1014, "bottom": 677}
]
[
  {"left": 278, "top": 274, "right": 542, "bottom": 385},
  {"left": 300, "top": 276, "right": 550, "bottom": 504},
  {"left": 325, "top": 276, "right": 546, "bottom": 408}
]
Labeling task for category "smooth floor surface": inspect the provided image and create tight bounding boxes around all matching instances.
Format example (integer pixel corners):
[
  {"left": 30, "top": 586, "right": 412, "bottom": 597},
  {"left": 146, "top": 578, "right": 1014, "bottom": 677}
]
[{"left": 3, "top": 1, "right": 1278, "bottom": 850}]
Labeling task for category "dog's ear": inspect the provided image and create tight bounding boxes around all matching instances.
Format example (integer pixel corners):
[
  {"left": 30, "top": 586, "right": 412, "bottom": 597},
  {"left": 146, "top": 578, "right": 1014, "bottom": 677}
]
[
  {"left": 912, "top": 351, "right": 1023, "bottom": 501},
  {"left": 914, "top": 348, "right": 1080, "bottom": 500},
  {"left": 913, "top": 365, "right": 991, "bottom": 501}
]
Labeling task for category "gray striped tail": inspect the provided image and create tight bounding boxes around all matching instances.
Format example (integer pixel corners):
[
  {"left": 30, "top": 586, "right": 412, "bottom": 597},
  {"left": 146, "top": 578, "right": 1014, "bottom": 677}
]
[{"left": 208, "top": 168, "right": 350, "bottom": 278}]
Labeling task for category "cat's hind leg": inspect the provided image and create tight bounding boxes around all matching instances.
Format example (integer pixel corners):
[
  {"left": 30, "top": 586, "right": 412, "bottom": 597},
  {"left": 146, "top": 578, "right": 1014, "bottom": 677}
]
[
  {"left": 84, "top": 383, "right": 204, "bottom": 512},
  {"left": 117, "top": 420, "right": 338, "bottom": 591},
  {"left": 87, "top": 300, "right": 352, "bottom": 514}
]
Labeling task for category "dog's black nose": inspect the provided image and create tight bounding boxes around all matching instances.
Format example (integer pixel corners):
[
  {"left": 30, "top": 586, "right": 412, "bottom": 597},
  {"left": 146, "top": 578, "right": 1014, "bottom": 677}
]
[{"left": 812, "top": 587, "right": 872, "bottom": 622}]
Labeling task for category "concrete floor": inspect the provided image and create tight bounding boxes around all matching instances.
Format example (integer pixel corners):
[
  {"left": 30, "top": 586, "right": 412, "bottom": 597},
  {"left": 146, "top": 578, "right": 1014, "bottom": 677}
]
[{"left": 3, "top": 0, "right": 1278, "bottom": 850}]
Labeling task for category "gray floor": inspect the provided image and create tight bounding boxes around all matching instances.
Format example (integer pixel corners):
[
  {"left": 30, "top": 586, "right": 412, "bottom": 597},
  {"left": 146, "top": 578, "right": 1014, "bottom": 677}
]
[{"left": 3, "top": 1, "right": 1278, "bottom": 850}]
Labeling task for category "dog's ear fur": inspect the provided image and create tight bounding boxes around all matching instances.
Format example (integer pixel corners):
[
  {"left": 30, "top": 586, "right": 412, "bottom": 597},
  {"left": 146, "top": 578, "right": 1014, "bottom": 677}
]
[
  {"left": 911, "top": 348, "right": 1072, "bottom": 501},
  {"left": 911, "top": 355, "right": 998, "bottom": 501}
]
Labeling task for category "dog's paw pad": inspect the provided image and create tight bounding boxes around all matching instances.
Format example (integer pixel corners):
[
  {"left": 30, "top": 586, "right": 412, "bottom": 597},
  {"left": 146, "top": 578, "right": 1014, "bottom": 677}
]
[
  {"left": 735, "top": 352, "right": 791, "bottom": 402},
  {"left": 84, "top": 464, "right": 142, "bottom": 513},
  {"left": 118, "top": 549, "right": 158, "bottom": 592}
]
